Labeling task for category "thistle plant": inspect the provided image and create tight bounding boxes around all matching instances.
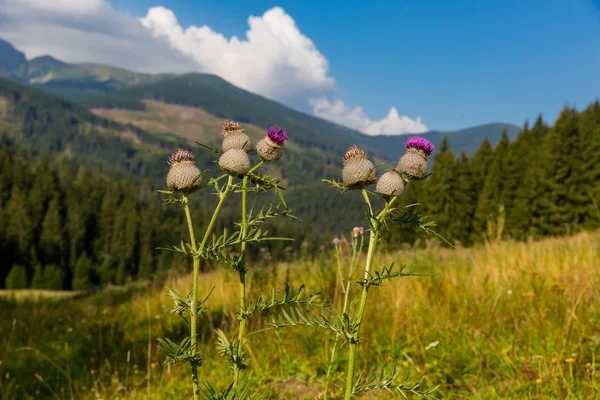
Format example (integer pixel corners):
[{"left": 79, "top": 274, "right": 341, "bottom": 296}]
[
  {"left": 319, "top": 139, "right": 441, "bottom": 399},
  {"left": 158, "top": 120, "right": 321, "bottom": 398},
  {"left": 158, "top": 148, "right": 234, "bottom": 400}
]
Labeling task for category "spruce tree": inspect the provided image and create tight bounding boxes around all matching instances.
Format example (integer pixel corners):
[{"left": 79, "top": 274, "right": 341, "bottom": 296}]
[
  {"left": 579, "top": 101, "right": 600, "bottom": 228},
  {"left": 473, "top": 132, "right": 509, "bottom": 241},
  {"left": 423, "top": 136, "right": 460, "bottom": 244},
  {"left": 5, "top": 265, "right": 28, "bottom": 289},
  {"left": 30, "top": 265, "right": 45, "bottom": 289},
  {"left": 532, "top": 107, "right": 583, "bottom": 235},
  {"left": 43, "top": 264, "right": 64, "bottom": 290},
  {"left": 72, "top": 253, "right": 92, "bottom": 290}
]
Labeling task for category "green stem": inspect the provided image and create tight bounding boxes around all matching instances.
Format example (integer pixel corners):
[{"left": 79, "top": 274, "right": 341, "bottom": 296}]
[
  {"left": 182, "top": 194, "right": 201, "bottom": 400},
  {"left": 234, "top": 177, "right": 248, "bottom": 386},
  {"left": 344, "top": 189, "right": 388, "bottom": 400},
  {"left": 182, "top": 175, "right": 233, "bottom": 400}
]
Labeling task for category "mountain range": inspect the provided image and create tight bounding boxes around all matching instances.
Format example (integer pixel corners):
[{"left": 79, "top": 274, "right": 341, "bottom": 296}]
[{"left": 0, "top": 37, "right": 520, "bottom": 158}]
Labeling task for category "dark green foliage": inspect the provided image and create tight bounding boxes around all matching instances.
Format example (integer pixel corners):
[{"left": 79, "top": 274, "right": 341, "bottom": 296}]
[
  {"left": 72, "top": 253, "right": 92, "bottom": 290},
  {"left": 43, "top": 264, "right": 64, "bottom": 290},
  {"left": 5, "top": 264, "right": 27, "bottom": 289},
  {"left": 0, "top": 139, "right": 186, "bottom": 289}
]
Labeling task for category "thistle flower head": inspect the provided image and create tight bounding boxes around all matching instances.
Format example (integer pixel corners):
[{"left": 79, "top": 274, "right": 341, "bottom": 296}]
[
  {"left": 218, "top": 148, "right": 251, "bottom": 176},
  {"left": 376, "top": 170, "right": 405, "bottom": 196},
  {"left": 267, "top": 126, "right": 288, "bottom": 144},
  {"left": 222, "top": 119, "right": 244, "bottom": 135},
  {"left": 166, "top": 149, "right": 202, "bottom": 192},
  {"left": 332, "top": 237, "right": 341, "bottom": 245},
  {"left": 168, "top": 148, "right": 195, "bottom": 165},
  {"left": 406, "top": 136, "right": 435, "bottom": 156},
  {"left": 351, "top": 227, "right": 365, "bottom": 239},
  {"left": 342, "top": 145, "right": 376, "bottom": 188},
  {"left": 344, "top": 145, "right": 368, "bottom": 165}
]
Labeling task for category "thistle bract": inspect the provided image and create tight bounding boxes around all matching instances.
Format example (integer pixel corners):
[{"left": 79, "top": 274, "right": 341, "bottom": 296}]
[
  {"left": 166, "top": 148, "right": 202, "bottom": 192},
  {"left": 219, "top": 148, "right": 251, "bottom": 176},
  {"left": 397, "top": 137, "right": 434, "bottom": 177},
  {"left": 342, "top": 145, "right": 376, "bottom": 188},
  {"left": 222, "top": 119, "right": 253, "bottom": 153},
  {"left": 376, "top": 170, "right": 405, "bottom": 196}
]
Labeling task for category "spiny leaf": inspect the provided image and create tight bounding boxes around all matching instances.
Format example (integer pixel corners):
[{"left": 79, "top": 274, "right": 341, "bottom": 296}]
[
  {"left": 351, "top": 364, "right": 439, "bottom": 398},
  {"left": 240, "top": 283, "right": 323, "bottom": 319},
  {"left": 356, "top": 262, "right": 437, "bottom": 289}
]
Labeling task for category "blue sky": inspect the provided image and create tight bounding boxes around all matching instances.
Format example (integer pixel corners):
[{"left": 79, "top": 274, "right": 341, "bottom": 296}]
[{"left": 1, "top": 0, "right": 599, "bottom": 133}]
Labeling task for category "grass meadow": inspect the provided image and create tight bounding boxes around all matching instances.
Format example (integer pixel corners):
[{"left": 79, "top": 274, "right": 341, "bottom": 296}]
[{"left": 1, "top": 232, "right": 599, "bottom": 399}]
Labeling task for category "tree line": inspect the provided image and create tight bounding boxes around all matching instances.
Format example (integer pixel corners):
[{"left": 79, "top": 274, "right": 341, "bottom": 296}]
[
  {"left": 1, "top": 101, "right": 599, "bottom": 289},
  {"left": 389, "top": 102, "right": 600, "bottom": 246}
]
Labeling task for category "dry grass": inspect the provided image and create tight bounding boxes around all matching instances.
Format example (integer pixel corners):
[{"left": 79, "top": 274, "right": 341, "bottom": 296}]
[{"left": 1, "top": 232, "right": 599, "bottom": 399}]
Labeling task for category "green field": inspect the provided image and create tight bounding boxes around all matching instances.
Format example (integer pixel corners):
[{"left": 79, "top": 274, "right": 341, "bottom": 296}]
[{"left": 1, "top": 232, "right": 599, "bottom": 399}]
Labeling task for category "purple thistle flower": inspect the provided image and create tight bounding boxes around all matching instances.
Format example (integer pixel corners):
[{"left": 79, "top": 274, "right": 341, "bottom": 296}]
[
  {"left": 406, "top": 136, "right": 434, "bottom": 156},
  {"left": 332, "top": 237, "right": 341, "bottom": 245},
  {"left": 267, "top": 126, "right": 288, "bottom": 144}
]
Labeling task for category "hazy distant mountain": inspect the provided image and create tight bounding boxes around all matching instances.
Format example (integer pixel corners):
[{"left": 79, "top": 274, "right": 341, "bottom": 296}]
[{"left": 0, "top": 38, "right": 27, "bottom": 71}]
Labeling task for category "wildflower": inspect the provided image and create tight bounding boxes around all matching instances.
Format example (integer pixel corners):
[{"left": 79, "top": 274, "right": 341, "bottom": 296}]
[
  {"left": 333, "top": 237, "right": 341, "bottom": 245},
  {"left": 352, "top": 227, "right": 361, "bottom": 238},
  {"left": 342, "top": 145, "right": 376, "bottom": 188},
  {"left": 551, "top": 357, "right": 558, "bottom": 364},
  {"left": 397, "top": 136, "right": 434, "bottom": 177},
  {"left": 565, "top": 357, "right": 575, "bottom": 364},
  {"left": 219, "top": 148, "right": 251, "bottom": 176},
  {"left": 166, "top": 148, "right": 202, "bottom": 192},
  {"left": 376, "top": 170, "right": 405, "bottom": 196},
  {"left": 222, "top": 119, "right": 253, "bottom": 153},
  {"left": 535, "top": 378, "right": 542, "bottom": 384},
  {"left": 256, "top": 126, "right": 288, "bottom": 161}
]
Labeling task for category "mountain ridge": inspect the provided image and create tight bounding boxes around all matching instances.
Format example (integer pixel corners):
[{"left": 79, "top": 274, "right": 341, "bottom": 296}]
[{"left": 0, "top": 37, "right": 521, "bottom": 158}]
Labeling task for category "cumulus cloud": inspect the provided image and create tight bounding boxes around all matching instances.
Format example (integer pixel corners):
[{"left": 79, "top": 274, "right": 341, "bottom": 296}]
[
  {"left": 312, "top": 98, "right": 428, "bottom": 135},
  {"left": 140, "top": 6, "right": 335, "bottom": 104},
  {"left": 0, "top": 0, "right": 198, "bottom": 73}
]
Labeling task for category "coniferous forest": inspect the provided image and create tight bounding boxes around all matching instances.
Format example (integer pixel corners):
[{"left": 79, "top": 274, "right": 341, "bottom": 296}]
[{"left": 1, "top": 99, "right": 599, "bottom": 289}]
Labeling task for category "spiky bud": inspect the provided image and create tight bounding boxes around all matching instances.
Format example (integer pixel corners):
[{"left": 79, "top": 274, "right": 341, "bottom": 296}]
[
  {"left": 376, "top": 170, "right": 405, "bottom": 196},
  {"left": 256, "top": 126, "right": 288, "bottom": 162},
  {"left": 397, "top": 137, "right": 434, "bottom": 177},
  {"left": 218, "top": 148, "right": 251, "bottom": 176},
  {"left": 166, "top": 148, "right": 202, "bottom": 192},
  {"left": 342, "top": 145, "right": 376, "bottom": 188},
  {"left": 222, "top": 119, "right": 252, "bottom": 153}
]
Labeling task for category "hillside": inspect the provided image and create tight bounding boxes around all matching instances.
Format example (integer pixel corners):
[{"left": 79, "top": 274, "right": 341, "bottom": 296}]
[{"left": 84, "top": 73, "right": 521, "bottom": 159}]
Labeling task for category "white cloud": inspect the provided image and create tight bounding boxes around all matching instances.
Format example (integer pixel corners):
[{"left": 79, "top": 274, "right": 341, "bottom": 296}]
[
  {"left": 140, "top": 6, "right": 335, "bottom": 104},
  {"left": 312, "top": 98, "right": 428, "bottom": 135},
  {"left": 0, "top": 0, "right": 198, "bottom": 73}
]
